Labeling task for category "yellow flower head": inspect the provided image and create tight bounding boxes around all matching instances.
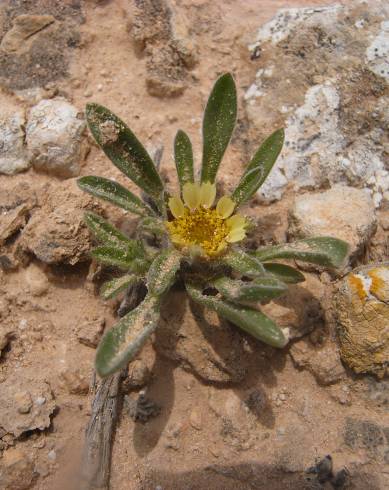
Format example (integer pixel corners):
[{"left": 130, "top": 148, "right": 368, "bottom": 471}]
[{"left": 166, "top": 182, "right": 247, "bottom": 257}]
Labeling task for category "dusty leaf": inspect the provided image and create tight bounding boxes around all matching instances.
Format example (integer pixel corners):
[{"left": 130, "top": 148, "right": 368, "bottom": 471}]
[
  {"left": 95, "top": 295, "right": 160, "bottom": 377},
  {"left": 78, "top": 176, "right": 154, "bottom": 216},
  {"left": 201, "top": 73, "right": 237, "bottom": 183},
  {"left": 186, "top": 282, "right": 287, "bottom": 348}
]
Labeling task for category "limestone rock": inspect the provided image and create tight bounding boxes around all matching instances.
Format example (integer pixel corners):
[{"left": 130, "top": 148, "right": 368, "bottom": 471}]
[
  {"left": 245, "top": 2, "right": 389, "bottom": 206},
  {"left": 0, "top": 109, "right": 30, "bottom": 175},
  {"left": 155, "top": 291, "right": 250, "bottom": 383},
  {"left": 76, "top": 318, "right": 105, "bottom": 348},
  {"left": 288, "top": 186, "right": 377, "bottom": 260},
  {"left": 20, "top": 179, "right": 102, "bottom": 265},
  {"left": 0, "top": 14, "right": 55, "bottom": 53},
  {"left": 0, "top": 377, "right": 55, "bottom": 438},
  {"left": 336, "top": 263, "right": 389, "bottom": 377},
  {"left": 0, "top": 181, "right": 37, "bottom": 269},
  {"left": 289, "top": 340, "right": 346, "bottom": 386},
  {"left": 131, "top": 0, "right": 197, "bottom": 97},
  {"left": 61, "top": 368, "right": 90, "bottom": 395},
  {"left": 0, "top": 448, "right": 35, "bottom": 490},
  {"left": 0, "top": 2, "right": 83, "bottom": 91},
  {"left": 26, "top": 98, "right": 87, "bottom": 178},
  {"left": 0, "top": 204, "right": 30, "bottom": 246}
]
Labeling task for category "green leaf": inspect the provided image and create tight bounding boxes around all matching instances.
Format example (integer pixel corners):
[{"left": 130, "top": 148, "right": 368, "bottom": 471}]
[
  {"left": 78, "top": 176, "right": 154, "bottom": 216},
  {"left": 186, "top": 282, "right": 287, "bottom": 348},
  {"left": 220, "top": 248, "right": 266, "bottom": 277},
  {"left": 91, "top": 245, "right": 148, "bottom": 273},
  {"left": 232, "top": 129, "right": 284, "bottom": 206},
  {"left": 85, "top": 103, "right": 164, "bottom": 205},
  {"left": 138, "top": 216, "right": 167, "bottom": 236},
  {"left": 174, "top": 130, "right": 194, "bottom": 189},
  {"left": 84, "top": 212, "right": 130, "bottom": 248},
  {"left": 95, "top": 295, "right": 160, "bottom": 377},
  {"left": 254, "top": 237, "right": 349, "bottom": 268},
  {"left": 100, "top": 274, "right": 139, "bottom": 300},
  {"left": 201, "top": 73, "right": 237, "bottom": 183},
  {"left": 211, "top": 275, "right": 288, "bottom": 303},
  {"left": 147, "top": 248, "right": 181, "bottom": 296},
  {"left": 263, "top": 263, "right": 305, "bottom": 284}
]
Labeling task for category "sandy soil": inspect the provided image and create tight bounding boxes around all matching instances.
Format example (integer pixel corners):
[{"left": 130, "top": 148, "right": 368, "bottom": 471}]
[{"left": 1, "top": 1, "right": 388, "bottom": 490}]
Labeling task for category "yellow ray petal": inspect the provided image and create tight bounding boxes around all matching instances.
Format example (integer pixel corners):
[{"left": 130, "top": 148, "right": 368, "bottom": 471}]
[
  {"left": 168, "top": 196, "right": 185, "bottom": 218},
  {"left": 199, "top": 182, "right": 216, "bottom": 208},
  {"left": 226, "top": 228, "right": 246, "bottom": 243},
  {"left": 226, "top": 214, "right": 246, "bottom": 231},
  {"left": 183, "top": 182, "right": 201, "bottom": 210},
  {"left": 216, "top": 195, "right": 235, "bottom": 218}
]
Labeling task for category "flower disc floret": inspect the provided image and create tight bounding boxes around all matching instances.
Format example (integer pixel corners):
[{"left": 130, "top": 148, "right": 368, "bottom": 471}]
[{"left": 166, "top": 182, "right": 247, "bottom": 257}]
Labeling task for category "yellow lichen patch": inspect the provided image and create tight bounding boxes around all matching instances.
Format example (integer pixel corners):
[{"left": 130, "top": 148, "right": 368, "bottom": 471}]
[
  {"left": 166, "top": 182, "right": 247, "bottom": 258},
  {"left": 347, "top": 274, "right": 368, "bottom": 301},
  {"left": 368, "top": 267, "right": 389, "bottom": 302}
]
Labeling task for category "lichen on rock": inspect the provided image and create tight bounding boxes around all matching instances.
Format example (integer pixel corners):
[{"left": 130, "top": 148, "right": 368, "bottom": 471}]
[
  {"left": 245, "top": 1, "right": 389, "bottom": 207},
  {"left": 336, "top": 263, "right": 389, "bottom": 377}
]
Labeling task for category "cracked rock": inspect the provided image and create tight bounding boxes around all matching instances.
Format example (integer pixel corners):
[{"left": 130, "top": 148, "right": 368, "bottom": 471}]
[
  {"left": 26, "top": 98, "right": 88, "bottom": 178},
  {"left": 288, "top": 186, "right": 377, "bottom": 261},
  {"left": 20, "top": 178, "right": 102, "bottom": 265},
  {"left": 0, "top": 376, "right": 55, "bottom": 438},
  {"left": 289, "top": 340, "right": 346, "bottom": 386},
  {"left": 131, "top": 0, "right": 197, "bottom": 97},
  {"left": 0, "top": 108, "right": 30, "bottom": 175},
  {"left": 0, "top": 14, "right": 55, "bottom": 54}
]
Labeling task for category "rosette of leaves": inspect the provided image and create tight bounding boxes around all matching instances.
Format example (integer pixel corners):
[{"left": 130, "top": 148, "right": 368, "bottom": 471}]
[{"left": 78, "top": 73, "right": 348, "bottom": 377}]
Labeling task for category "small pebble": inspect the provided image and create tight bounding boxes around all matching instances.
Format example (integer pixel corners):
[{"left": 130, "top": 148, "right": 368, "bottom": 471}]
[
  {"left": 48, "top": 450, "right": 56, "bottom": 461},
  {"left": 35, "top": 396, "right": 46, "bottom": 406}
]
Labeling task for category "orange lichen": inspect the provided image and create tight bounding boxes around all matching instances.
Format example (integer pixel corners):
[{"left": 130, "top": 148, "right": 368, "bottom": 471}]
[{"left": 348, "top": 274, "right": 367, "bottom": 301}]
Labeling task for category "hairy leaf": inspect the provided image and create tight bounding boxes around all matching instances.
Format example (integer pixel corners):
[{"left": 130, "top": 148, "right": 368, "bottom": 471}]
[
  {"left": 95, "top": 295, "right": 160, "bottom": 377},
  {"left": 174, "top": 130, "right": 194, "bottom": 189},
  {"left": 147, "top": 248, "right": 181, "bottom": 296},
  {"left": 186, "top": 282, "right": 287, "bottom": 348},
  {"left": 220, "top": 248, "right": 265, "bottom": 277},
  {"left": 254, "top": 237, "right": 349, "bottom": 268},
  {"left": 78, "top": 176, "right": 154, "bottom": 216},
  {"left": 211, "top": 275, "right": 287, "bottom": 303},
  {"left": 263, "top": 263, "right": 305, "bottom": 284},
  {"left": 85, "top": 103, "right": 164, "bottom": 206},
  {"left": 91, "top": 245, "right": 148, "bottom": 273},
  {"left": 201, "top": 73, "right": 237, "bottom": 183},
  {"left": 84, "top": 212, "right": 130, "bottom": 248},
  {"left": 100, "top": 274, "right": 139, "bottom": 300},
  {"left": 138, "top": 216, "right": 167, "bottom": 236},
  {"left": 232, "top": 129, "right": 284, "bottom": 206}
]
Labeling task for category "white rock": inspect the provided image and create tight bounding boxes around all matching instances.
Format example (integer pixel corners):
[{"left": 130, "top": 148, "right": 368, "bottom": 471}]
[
  {"left": 249, "top": 5, "right": 341, "bottom": 48},
  {"left": 0, "top": 109, "right": 30, "bottom": 174},
  {"left": 366, "top": 20, "right": 389, "bottom": 81},
  {"left": 258, "top": 82, "right": 344, "bottom": 201},
  {"left": 26, "top": 98, "right": 87, "bottom": 178},
  {"left": 289, "top": 185, "right": 377, "bottom": 258},
  {"left": 247, "top": 2, "right": 389, "bottom": 208}
]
